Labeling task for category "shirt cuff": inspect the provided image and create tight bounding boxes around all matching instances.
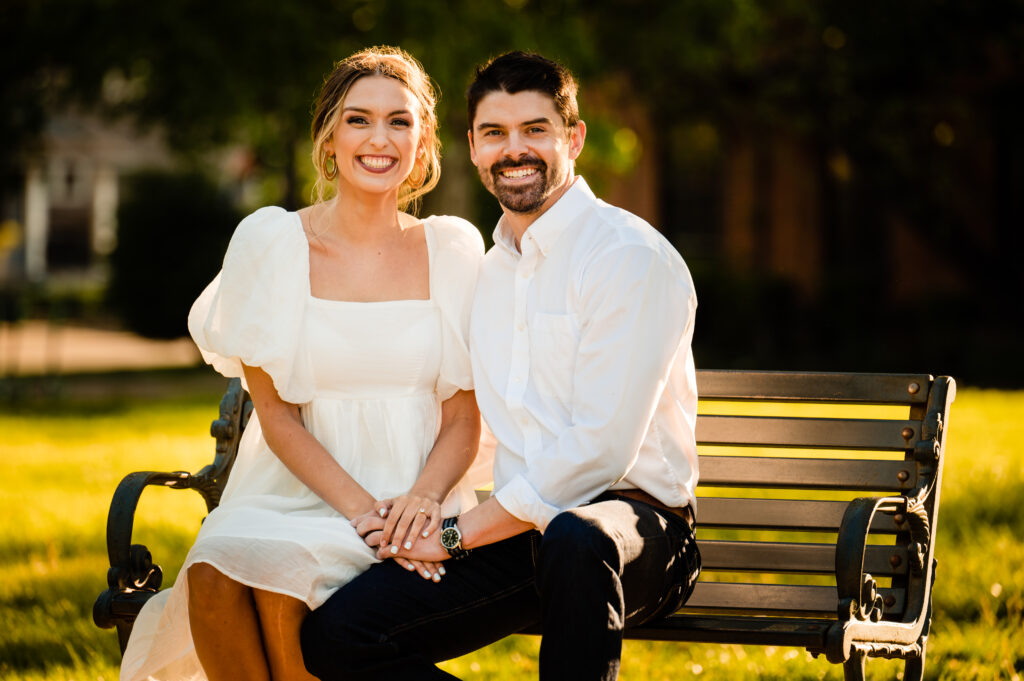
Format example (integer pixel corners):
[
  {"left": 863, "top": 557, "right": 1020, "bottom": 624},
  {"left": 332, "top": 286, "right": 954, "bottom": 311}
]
[{"left": 493, "top": 474, "right": 562, "bottom": 532}]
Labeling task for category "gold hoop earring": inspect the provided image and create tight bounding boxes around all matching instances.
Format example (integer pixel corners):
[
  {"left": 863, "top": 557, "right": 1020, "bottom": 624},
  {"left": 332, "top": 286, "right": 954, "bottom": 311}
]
[
  {"left": 408, "top": 159, "right": 427, "bottom": 189},
  {"left": 323, "top": 152, "right": 338, "bottom": 181}
]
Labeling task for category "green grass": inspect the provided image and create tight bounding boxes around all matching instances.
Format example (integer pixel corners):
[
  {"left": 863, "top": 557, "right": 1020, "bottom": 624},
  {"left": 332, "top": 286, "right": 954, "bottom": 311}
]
[{"left": 0, "top": 384, "right": 1021, "bottom": 680}]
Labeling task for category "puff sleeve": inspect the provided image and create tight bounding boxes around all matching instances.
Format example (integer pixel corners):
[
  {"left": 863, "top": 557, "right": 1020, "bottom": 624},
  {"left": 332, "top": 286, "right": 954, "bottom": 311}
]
[
  {"left": 427, "top": 215, "right": 485, "bottom": 401},
  {"left": 187, "top": 207, "right": 316, "bottom": 404}
]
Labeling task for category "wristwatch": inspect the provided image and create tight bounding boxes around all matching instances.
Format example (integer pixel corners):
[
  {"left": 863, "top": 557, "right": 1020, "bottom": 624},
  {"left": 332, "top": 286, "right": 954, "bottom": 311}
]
[{"left": 440, "top": 516, "right": 470, "bottom": 560}]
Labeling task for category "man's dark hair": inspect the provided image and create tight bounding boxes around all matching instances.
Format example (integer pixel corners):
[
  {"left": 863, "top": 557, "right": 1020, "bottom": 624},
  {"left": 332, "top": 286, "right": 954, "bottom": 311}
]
[{"left": 467, "top": 51, "right": 580, "bottom": 131}]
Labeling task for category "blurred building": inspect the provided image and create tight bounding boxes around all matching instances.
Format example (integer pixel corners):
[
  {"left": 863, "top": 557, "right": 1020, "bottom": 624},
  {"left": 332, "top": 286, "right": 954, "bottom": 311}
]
[{"left": 0, "top": 112, "right": 171, "bottom": 286}]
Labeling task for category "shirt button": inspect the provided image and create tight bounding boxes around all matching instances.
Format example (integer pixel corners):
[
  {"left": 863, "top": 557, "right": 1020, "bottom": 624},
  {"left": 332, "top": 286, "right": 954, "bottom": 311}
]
[
  {"left": 513, "top": 376, "right": 522, "bottom": 384},
  {"left": 520, "top": 417, "right": 529, "bottom": 426},
  {"left": 519, "top": 270, "right": 529, "bottom": 278},
  {"left": 517, "top": 323, "right": 525, "bottom": 332}
]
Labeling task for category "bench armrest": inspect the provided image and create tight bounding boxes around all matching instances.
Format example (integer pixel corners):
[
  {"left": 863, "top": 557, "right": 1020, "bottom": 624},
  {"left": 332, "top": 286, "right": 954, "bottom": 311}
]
[
  {"left": 826, "top": 492, "right": 936, "bottom": 664},
  {"left": 103, "top": 470, "right": 221, "bottom": 592},
  {"left": 835, "top": 495, "right": 908, "bottom": 622}
]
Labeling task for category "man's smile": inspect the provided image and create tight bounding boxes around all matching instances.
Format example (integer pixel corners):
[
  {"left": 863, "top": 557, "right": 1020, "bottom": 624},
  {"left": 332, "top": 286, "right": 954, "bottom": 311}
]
[{"left": 500, "top": 167, "right": 540, "bottom": 180}]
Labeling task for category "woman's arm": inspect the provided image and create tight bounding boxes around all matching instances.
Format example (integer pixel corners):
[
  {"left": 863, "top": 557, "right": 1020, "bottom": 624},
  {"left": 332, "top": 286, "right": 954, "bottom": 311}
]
[
  {"left": 378, "top": 389, "right": 481, "bottom": 550},
  {"left": 242, "top": 363, "right": 378, "bottom": 519}
]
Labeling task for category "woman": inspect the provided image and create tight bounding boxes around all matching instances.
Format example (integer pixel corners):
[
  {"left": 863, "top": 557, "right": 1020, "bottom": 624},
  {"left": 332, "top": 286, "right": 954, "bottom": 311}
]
[{"left": 120, "top": 46, "right": 485, "bottom": 681}]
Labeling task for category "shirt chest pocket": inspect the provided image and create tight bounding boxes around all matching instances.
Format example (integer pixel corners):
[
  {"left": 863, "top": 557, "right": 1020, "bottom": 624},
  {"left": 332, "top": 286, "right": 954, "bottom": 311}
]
[{"left": 528, "top": 312, "right": 579, "bottom": 396}]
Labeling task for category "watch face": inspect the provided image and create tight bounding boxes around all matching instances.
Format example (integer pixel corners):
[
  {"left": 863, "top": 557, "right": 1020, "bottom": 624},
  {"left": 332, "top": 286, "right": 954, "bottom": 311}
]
[{"left": 440, "top": 526, "right": 460, "bottom": 549}]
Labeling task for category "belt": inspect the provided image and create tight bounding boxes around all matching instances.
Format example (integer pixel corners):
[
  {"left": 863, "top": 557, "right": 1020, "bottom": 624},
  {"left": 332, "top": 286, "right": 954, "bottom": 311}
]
[{"left": 602, "top": 488, "right": 695, "bottom": 529}]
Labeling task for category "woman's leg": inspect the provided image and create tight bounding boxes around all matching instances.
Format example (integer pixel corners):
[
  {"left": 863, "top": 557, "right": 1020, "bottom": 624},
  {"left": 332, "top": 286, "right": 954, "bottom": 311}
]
[
  {"left": 187, "top": 562, "right": 271, "bottom": 681},
  {"left": 252, "top": 590, "right": 318, "bottom": 681}
]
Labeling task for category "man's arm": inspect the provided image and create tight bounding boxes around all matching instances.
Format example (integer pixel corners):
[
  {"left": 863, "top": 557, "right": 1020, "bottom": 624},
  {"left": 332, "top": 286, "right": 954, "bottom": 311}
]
[{"left": 459, "top": 496, "right": 535, "bottom": 548}]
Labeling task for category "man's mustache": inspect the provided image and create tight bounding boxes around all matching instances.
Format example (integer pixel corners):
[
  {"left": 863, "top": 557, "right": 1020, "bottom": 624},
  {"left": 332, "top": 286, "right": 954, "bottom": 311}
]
[{"left": 489, "top": 156, "right": 547, "bottom": 177}]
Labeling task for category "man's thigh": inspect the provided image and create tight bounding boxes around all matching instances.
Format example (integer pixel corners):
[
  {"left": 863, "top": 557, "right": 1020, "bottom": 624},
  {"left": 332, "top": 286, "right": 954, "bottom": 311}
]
[
  {"left": 543, "top": 497, "right": 699, "bottom": 625},
  {"left": 303, "top": 530, "right": 542, "bottom": 667}
]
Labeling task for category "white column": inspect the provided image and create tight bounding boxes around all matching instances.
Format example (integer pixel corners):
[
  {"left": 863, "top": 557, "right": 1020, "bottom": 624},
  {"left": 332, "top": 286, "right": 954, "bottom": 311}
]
[
  {"left": 24, "top": 163, "right": 49, "bottom": 282},
  {"left": 91, "top": 165, "right": 118, "bottom": 256}
]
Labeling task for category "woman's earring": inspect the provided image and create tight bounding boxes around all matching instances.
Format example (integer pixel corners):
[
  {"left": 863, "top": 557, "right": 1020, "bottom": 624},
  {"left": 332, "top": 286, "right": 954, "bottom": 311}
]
[{"left": 324, "top": 152, "right": 338, "bottom": 180}]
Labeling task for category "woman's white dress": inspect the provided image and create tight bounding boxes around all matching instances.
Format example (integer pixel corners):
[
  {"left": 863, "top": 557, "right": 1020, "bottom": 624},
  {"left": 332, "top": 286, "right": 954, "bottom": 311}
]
[{"left": 119, "top": 207, "right": 485, "bottom": 681}]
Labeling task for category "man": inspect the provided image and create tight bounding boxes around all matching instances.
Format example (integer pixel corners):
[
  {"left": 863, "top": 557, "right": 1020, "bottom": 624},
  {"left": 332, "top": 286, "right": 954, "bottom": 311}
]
[{"left": 302, "top": 51, "right": 701, "bottom": 681}]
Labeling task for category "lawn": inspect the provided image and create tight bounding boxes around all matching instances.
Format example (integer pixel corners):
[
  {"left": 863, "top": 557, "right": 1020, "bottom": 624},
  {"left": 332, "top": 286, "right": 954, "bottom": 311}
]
[{"left": 0, "top": 376, "right": 1021, "bottom": 680}]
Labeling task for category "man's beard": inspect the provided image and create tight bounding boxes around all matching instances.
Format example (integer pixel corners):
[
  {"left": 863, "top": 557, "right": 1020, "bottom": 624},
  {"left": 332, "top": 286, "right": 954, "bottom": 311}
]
[{"left": 481, "top": 156, "right": 557, "bottom": 214}]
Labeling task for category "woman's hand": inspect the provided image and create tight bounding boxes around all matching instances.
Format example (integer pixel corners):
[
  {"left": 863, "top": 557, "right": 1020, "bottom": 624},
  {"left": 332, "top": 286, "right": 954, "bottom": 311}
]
[
  {"left": 395, "top": 558, "right": 446, "bottom": 582},
  {"left": 378, "top": 493, "right": 442, "bottom": 555},
  {"left": 350, "top": 506, "right": 445, "bottom": 582}
]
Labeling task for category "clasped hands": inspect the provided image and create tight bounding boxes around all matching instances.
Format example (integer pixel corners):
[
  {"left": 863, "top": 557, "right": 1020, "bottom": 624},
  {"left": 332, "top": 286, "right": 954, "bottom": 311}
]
[{"left": 351, "top": 493, "right": 449, "bottom": 582}]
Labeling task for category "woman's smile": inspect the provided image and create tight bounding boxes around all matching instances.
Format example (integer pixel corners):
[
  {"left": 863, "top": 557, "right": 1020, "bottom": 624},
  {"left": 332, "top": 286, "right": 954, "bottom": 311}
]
[{"left": 358, "top": 155, "right": 398, "bottom": 172}]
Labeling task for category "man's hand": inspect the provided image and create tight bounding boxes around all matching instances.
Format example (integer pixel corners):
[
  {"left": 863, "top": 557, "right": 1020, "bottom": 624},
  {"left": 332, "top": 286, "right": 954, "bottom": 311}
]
[
  {"left": 351, "top": 510, "right": 447, "bottom": 581},
  {"left": 378, "top": 525, "right": 449, "bottom": 563}
]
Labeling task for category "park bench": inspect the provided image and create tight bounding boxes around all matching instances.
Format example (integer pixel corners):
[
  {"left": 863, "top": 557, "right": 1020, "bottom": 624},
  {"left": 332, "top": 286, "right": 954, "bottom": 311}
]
[{"left": 94, "top": 370, "right": 954, "bottom": 681}]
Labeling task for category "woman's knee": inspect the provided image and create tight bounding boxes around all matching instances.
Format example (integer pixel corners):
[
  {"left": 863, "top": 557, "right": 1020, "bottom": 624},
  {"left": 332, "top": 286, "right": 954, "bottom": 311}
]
[
  {"left": 187, "top": 562, "right": 248, "bottom": 605},
  {"left": 253, "top": 588, "right": 309, "bottom": 623}
]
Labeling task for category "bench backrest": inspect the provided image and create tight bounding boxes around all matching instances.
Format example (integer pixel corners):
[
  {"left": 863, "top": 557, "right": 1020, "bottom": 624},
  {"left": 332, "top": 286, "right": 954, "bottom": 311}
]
[{"left": 686, "top": 370, "right": 953, "bottom": 621}]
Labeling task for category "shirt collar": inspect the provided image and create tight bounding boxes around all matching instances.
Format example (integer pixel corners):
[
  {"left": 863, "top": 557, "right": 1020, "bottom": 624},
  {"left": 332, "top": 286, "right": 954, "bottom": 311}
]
[{"left": 491, "top": 176, "right": 595, "bottom": 257}]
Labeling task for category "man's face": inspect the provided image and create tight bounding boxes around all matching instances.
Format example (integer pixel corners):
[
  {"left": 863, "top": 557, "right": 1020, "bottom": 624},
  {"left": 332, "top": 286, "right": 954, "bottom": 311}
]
[{"left": 468, "top": 90, "right": 584, "bottom": 216}]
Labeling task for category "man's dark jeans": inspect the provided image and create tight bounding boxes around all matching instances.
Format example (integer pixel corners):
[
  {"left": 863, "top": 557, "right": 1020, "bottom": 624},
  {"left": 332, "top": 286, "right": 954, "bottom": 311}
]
[{"left": 301, "top": 496, "right": 701, "bottom": 681}]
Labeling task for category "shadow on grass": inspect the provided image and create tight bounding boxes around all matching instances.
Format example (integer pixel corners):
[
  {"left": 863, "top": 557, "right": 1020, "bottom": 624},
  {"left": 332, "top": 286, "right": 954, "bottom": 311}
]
[
  {"left": 0, "top": 366, "right": 227, "bottom": 416},
  {"left": 0, "top": 568, "right": 122, "bottom": 674},
  {"left": 0, "top": 528, "right": 200, "bottom": 676}
]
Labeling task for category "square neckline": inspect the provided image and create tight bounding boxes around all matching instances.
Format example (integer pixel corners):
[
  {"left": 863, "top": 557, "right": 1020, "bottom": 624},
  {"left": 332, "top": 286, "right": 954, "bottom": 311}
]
[{"left": 291, "top": 211, "right": 436, "bottom": 306}]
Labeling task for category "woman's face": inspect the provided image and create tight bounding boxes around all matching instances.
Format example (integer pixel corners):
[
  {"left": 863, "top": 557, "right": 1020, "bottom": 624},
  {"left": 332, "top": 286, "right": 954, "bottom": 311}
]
[{"left": 325, "top": 75, "right": 423, "bottom": 199}]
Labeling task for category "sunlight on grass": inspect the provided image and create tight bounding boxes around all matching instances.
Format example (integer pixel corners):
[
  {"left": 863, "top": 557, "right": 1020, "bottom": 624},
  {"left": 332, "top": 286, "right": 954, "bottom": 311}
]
[{"left": 1, "top": 387, "right": 1021, "bottom": 680}]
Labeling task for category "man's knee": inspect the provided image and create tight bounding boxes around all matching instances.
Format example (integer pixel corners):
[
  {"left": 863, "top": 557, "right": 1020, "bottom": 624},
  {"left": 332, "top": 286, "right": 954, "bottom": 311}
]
[
  {"left": 299, "top": 607, "right": 334, "bottom": 678},
  {"left": 539, "top": 510, "right": 620, "bottom": 576},
  {"left": 299, "top": 589, "right": 385, "bottom": 679}
]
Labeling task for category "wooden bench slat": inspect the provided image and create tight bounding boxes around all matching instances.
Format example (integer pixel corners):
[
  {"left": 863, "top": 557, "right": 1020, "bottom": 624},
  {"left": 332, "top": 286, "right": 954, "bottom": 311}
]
[
  {"left": 628, "top": 615, "right": 832, "bottom": 647},
  {"left": 684, "top": 582, "right": 906, "bottom": 615},
  {"left": 698, "top": 540, "right": 908, "bottom": 576},
  {"left": 696, "top": 370, "right": 932, "bottom": 404},
  {"left": 697, "top": 415, "right": 919, "bottom": 450},
  {"left": 698, "top": 455, "right": 916, "bottom": 491},
  {"left": 697, "top": 497, "right": 901, "bottom": 532}
]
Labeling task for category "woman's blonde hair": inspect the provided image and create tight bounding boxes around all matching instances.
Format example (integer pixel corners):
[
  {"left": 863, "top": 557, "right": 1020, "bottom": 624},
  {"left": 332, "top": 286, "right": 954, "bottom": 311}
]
[{"left": 310, "top": 46, "right": 441, "bottom": 213}]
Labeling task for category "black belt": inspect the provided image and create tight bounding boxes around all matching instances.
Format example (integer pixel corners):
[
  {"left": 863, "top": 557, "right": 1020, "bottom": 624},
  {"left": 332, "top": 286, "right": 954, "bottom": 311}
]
[{"left": 600, "top": 488, "right": 695, "bottom": 529}]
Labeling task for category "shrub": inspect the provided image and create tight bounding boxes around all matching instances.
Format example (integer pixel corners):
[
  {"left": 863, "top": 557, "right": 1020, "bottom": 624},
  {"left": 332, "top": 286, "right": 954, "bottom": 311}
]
[{"left": 107, "top": 170, "right": 240, "bottom": 339}]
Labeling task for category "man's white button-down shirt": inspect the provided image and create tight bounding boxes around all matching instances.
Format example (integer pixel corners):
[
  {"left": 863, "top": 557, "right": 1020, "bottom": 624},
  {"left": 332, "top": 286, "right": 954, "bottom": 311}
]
[{"left": 470, "top": 177, "right": 699, "bottom": 531}]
